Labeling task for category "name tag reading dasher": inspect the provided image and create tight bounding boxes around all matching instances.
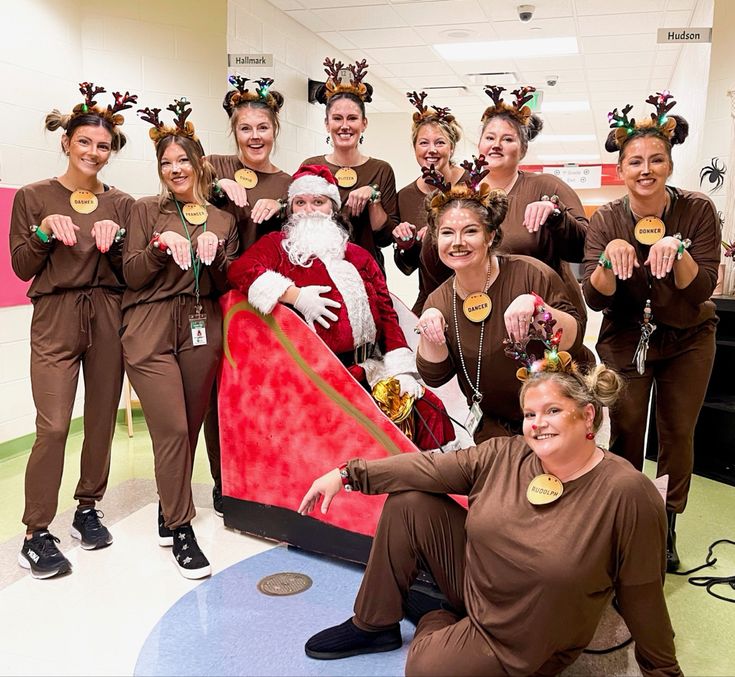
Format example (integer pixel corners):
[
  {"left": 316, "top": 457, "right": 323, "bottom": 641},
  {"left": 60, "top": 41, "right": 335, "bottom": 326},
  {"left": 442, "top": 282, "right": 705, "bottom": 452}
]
[{"left": 190, "top": 314, "right": 208, "bottom": 346}]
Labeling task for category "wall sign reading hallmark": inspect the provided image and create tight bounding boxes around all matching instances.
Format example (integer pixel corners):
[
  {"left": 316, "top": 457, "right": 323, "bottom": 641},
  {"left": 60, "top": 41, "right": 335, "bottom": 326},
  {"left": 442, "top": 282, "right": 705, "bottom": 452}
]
[
  {"left": 656, "top": 27, "right": 712, "bottom": 44},
  {"left": 228, "top": 53, "right": 273, "bottom": 67}
]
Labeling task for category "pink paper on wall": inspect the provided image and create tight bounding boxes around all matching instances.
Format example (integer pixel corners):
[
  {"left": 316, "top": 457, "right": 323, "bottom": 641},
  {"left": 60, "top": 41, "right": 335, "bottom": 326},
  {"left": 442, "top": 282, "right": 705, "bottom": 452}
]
[{"left": 0, "top": 186, "right": 31, "bottom": 307}]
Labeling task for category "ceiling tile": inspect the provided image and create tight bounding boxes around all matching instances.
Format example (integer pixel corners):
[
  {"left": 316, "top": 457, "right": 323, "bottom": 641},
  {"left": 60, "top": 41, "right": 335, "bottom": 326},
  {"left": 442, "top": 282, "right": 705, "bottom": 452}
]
[
  {"left": 302, "top": 0, "right": 389, "bottom": 6},
  {"left": 521, "top": 69, "right": 587, "bottom": 84},
  {"left": 388, "top": 60, "right": 454, "bottom": 77},
  {"left": 661, "top": 10, "right": 698, "bottom": 27},
  {"left": 578, "top": 12, "right": 664, "bottom": 37},
  {"left": 580, "top": 35, "right": 657, "bottom": 53},
  {"left": 269, "top": 0, "right": 303, "bottom": 9},
  {"left": 312, "top": 5, "right": 407, "bottom": 30},
  {"left": 486, "top": 17, "right": 577, "bottom": 39},
  {"left": 585, "top": 51, "right": 656, "bottom": 69},
  {"left": 315, "top": 31, "right": 356, "bottom": 50},
  {"left": 575, "top": 0, "right": 666, "bottom": 15},
  {"left": 477, "top": 0, "right": 574, "bottom": 21},
  {"left": 348, "top": 45, "right": 440, "bottom": 64},
  {"left": 341, "top": 27, "right": 424, "bottom": 48},
  {"left": 393, "top": 0, "right": 486, "bottom": 26},
  {"left": 413, "top": 22, "right": 497, "bottom": 44},
  {"left": 285, "top": 9, "right": 337, "bottom": 32}
]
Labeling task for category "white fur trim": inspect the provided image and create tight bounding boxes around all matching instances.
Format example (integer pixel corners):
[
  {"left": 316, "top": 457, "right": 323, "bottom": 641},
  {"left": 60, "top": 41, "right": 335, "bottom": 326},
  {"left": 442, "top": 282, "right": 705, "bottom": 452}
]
[
  {"left": 360, "top": 346, "right": 417, "bottom": 388},
  {"left": 247, "top": 270, "right": 294, "bottom": 314},
  {"left": 289, "top": 175, "right": 341, "bottom": 209},
  {"left": 321, "top": 257, "right": 377, "bottom": 348}
]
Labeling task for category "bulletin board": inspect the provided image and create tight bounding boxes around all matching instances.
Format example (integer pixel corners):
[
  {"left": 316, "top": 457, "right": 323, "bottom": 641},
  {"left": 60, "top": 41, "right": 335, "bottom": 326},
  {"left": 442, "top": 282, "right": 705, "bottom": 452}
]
[{"left": 0, "top": 185, "right": 31, "bottom": 307}]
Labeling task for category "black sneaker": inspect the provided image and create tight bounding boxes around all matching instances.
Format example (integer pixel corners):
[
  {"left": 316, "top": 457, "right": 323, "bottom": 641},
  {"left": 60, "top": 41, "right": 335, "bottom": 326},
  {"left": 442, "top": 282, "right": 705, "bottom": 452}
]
[
  {"left": 404, "top": 587, "right": 449, "bottom": 626},
  {"left": 305, "top": 618, "right": 402, "bottom": 660},
  {"left": 172, "top": 524, "right": 211, "bottom": 580},
  {"left": 70, "top": 507, "right": 113, "bottom": 550},
  {"left": 212, "top": 485, "right": 224, "bottom": 518},
  {"left": 158, "top": 502, "right": 173, "bottom": 547},
  {"left": 18, "top": 530, "right": 72, "bottom": 579}
]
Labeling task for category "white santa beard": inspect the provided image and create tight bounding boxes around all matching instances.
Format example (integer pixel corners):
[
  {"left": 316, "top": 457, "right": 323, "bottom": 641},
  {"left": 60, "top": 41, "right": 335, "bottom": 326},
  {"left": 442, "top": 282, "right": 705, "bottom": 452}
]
[{"left": 282, "top": 214, "right": 348, "bottom": 267}]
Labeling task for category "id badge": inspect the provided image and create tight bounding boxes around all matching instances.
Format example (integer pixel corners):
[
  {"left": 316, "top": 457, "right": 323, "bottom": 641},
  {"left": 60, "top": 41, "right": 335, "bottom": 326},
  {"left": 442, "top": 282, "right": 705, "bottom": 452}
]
[
  {"left": 464, "top": 401, "right": 483, "bottom": 437},
  {"left": 189, "top": 314, "right": 207, "bottom": 347}
]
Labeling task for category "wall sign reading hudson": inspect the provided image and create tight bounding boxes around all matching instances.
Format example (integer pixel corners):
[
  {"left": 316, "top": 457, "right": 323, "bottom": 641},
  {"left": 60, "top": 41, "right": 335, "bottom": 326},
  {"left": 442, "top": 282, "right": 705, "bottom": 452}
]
[
  {"left": 228, "top": 54, "right": 274, "bottom": 67},
  {"left": 657, "top": 27, "right": 712, "bottom": 43}
]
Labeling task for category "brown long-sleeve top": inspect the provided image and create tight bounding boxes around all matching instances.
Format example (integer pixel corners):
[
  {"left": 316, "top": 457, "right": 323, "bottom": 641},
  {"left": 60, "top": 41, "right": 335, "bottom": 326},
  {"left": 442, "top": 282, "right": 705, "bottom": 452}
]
[
  {"left": 122, "top": 196, "right": 238, "bottom": 310},
  {"left": 206, "top": 154, "right": 291, "bottom": 254},
  {"left": 393, "top": 171, "right": 469, "bottom": 315},
  {"left": 582, "top": 187, "right": 720, "bottom": 345},
  {"left": 345, "top": 437, "right": 681, "bottom": 677},
  {"left": 10, "top": 178, "right": 133, "bottom": 297},
  {"left": 301, "top": 155, "right": 399, "bottom": 259},
  {"left": 417, "top": 254, "right": 583, "bottom": 441}
]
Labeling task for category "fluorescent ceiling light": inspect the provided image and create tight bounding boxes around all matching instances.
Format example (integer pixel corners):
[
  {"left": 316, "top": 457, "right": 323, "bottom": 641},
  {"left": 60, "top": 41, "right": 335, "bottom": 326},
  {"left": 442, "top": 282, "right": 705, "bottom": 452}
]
[
  {"left": 435, "top": 37, "right": 578, "bottom": 61},
  {"left": 537, "top": 154, "right": 600, "bottom": 163},
  {"left": 536, "top": 134, "right": 597, "bottom": 143},
  {"left": 541, "top": 100, "right": 590, "bottom": 112},
  {"left": 465, "top": 72, "right": 519, "bottom": 86}
]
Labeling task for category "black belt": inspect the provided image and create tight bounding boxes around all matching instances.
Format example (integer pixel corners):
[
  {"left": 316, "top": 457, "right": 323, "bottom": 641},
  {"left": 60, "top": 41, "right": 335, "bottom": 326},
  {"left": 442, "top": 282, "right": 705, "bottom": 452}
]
[{"left": 335, "top": 342, "right": 375, "bottom": 368}]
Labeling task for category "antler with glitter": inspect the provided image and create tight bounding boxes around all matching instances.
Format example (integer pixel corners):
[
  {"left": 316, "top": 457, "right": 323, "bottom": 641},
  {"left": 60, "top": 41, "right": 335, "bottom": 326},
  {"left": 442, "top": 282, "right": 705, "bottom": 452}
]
[
  {"left": 503, "top": 309, "right": 573, "bottom": 382},
  {"left": 70, "top": 82, "right": 136, "bottom": 128},
  {"left": 224, "top": 74, "right": 281, "bottom": 114},
  {"left": 322, "top": 56, "right": 370, "bottom": 102},
  {"left": 646, "top": 90, "right": 676, "bottom": 123},
  {"left": 481, "top": 84, "right": 534, "bottom": 125},
  {"left": 421, "top": 164, "right": 451, "bottom": 193},
  {"left": 461, "top": 155, "right": 490, "bottom": 190},
  {"left": 79, "top": 82, "right": 106, "bottom": 110},
  {"left": 138, "top": 98, "right": 198, "bottom": 145},
  {"left": 608, "top": 91, "right": 680, "bottom": 150}
]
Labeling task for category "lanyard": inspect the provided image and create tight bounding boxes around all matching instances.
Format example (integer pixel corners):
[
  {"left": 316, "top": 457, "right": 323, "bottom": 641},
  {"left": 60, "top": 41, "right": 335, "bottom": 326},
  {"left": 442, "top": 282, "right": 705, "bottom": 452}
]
[
  {"left": 452, "top": 278, "right": 485, "bottom": 403},
  {"left": 174, "top": 200, "right": 207, "bottom": 310}
]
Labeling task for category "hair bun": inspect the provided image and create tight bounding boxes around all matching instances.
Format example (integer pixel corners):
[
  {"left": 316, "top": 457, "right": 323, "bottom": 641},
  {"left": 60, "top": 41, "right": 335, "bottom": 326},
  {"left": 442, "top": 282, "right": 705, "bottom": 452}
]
[
  {"left": 604, "top": 130, "right": 620, "bottom": 153},
  {"left": 670, "top": 115, "right": 689, "bottom": 146},
  {"left": 362, "top": 83, "right": 374, "bottom": 104},
  {"left": 526, "top": 114, "right": 543, "bottom": 142},
  {"left": 44, "top": 109, "right": 70, "bottom": 133},
  {"left": 269, "top": 90, "right": 285, "bottom": 112},
  {"left": 222, "top": 91, "right": 238, "bottom": 116}
]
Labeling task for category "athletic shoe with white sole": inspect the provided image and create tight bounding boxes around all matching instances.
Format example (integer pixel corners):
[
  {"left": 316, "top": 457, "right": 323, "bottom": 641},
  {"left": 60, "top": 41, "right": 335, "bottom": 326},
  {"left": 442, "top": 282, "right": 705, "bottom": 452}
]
[
  {"left": 70, "top": 507, "right": 113, "bottom": 550},
  {"left": 18, "top": 530, "right": 72, "bottom": 579},
  {"left": 172, "top": 524, "right": 211, "bottom": 580}
]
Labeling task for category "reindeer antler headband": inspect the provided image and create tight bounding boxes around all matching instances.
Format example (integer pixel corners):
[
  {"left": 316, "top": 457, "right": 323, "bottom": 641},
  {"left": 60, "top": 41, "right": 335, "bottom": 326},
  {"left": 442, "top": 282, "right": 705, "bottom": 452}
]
[
  {"left": 322, "top": 57, "right": 371, "bottom": 102},
  {"left": 224, "top": 75, "right": 280, "bottom": 115},
  {"left": 72, "top": 82, "right": 138, "bottom": 128},
  {"left": 503, "top": 310, "right": 575, "bottom": 382},
  {"left": 481, "top": 85, "right": 536, "bottom": 126},
  {"left": 424, "top": 155, "right": 502, "bottom": 213},
  {"left": 137, "top": 98, "right": 199, "bottom": 145},
  {"left": 608, "top": 90, "right": 678, "bottom": 150},
  {"left": 407, "top": 90, "right": 455, "bottom": 126}
]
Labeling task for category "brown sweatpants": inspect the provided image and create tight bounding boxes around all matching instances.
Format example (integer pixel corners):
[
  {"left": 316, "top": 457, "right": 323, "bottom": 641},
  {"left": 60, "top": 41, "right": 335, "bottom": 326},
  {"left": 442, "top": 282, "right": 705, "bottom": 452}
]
[
  {"left": 353, "top": 491, "right": 508, "bottom": 677},
  {"left": 598, "top": 320, "right": 716, "bottom": 513},
  {"left": 121, "top": 295, "right": 222, "bottom": 529},
  {"left": 24, "top": 287, "right": 124, "bottom": 532}
]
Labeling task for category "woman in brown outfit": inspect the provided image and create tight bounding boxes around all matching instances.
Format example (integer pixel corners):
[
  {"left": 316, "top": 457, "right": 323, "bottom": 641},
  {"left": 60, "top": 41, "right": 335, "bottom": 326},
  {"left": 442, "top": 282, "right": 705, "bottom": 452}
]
[
  {"left": 391, "top": 91, "right": 467, "bottom": 315},
  {"left": 582, "top": 93, "right": 720, "bottom": 572},
  {"left": 122, "top": 100, "right": 238, "bottom": 579},
  {"left": 10, "top": 83, "right": 136, "bottom": 579},
  {"left": 302, "top": 58, "right": 399, "bottom": 271},
  {"left": 415, "top": 161, "right": 584, "bottom": 443},
  {"left": 299, "top": 359, "right": 681, "bottom": 677},
  {"left": 203, "top": 76, "right": 291, "bottom": 516}
]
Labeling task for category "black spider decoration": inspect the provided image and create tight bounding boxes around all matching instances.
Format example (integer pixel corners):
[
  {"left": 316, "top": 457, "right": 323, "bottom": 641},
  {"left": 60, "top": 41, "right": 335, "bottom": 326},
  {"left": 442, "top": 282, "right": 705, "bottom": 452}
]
[{"left": 700, "top": 157, "right": 726, "bottom": 193}]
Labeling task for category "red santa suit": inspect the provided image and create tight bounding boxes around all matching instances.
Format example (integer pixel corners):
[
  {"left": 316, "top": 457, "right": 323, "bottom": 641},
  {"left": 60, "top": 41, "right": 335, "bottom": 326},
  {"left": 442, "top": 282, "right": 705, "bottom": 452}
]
[{"left": 227, "top": 227, "right": 416, "bottom": 386}]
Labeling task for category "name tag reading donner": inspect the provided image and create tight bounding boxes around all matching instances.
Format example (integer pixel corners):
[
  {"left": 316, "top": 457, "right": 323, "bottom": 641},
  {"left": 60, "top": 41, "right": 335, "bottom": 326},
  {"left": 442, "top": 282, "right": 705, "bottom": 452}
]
[{"left": 634, "top": 216, "right": 665, "bottom": 245}]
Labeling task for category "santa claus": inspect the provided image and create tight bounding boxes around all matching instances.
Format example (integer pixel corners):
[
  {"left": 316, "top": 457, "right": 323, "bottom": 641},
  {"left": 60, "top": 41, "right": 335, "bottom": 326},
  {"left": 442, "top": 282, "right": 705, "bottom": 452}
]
[{"left": 227, "top": 164, "right": 454, "bottom": 449}]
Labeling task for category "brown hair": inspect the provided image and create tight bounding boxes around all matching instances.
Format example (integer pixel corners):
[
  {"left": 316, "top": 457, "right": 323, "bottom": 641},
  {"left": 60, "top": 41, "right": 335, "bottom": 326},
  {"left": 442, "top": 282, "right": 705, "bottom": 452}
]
[
  {"left": 155, "top": 136, "right": 215, "bottom": 208},
  {"left": 411, "top": 118, "right": 462, "bottom": 155},
  {"left": 226, "top": 94, "right": 284, "bottom": 139},
  {"left": 480, "top": 110, "right": 543, "bottom": 160},
  {"left": 45, "top": 110, "right": 126, "bottom": 151},
  {"left": 607, "top": 116, "right": 689, "bottom": 164},
  {"left": 426, "top": 187, "right": 508, "bottom": 250},
  {"left": 519, "top": 364, "right": 623, "bottom": 432}
]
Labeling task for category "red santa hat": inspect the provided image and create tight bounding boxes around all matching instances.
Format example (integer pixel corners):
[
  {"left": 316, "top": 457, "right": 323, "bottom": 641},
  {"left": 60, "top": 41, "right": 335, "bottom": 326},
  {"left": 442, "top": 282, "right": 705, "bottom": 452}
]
[{"left": 288, "top": 164, "right": 342, "bottom": 209}]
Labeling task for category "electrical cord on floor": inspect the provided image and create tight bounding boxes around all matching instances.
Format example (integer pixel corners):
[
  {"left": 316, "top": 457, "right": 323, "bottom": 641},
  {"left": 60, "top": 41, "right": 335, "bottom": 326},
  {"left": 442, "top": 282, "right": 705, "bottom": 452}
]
[{"left": 668, "top": 539, "right": 735, "bottom": 603}]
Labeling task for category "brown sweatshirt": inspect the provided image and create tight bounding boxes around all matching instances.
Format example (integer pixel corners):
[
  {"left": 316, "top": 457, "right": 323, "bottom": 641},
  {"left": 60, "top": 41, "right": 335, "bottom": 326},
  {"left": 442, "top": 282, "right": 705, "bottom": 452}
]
[
  {"left": 207, "top": 154, "right": 291, "bottom": 253},
  {"left": 347, "top": 436, "right": 681, "bottom": 677},
  {"left": 122, "top": 196, "right": 238, "bottom": 310},
  {"left": 10, "top": 178, "right": 133, "bottom": 297}
]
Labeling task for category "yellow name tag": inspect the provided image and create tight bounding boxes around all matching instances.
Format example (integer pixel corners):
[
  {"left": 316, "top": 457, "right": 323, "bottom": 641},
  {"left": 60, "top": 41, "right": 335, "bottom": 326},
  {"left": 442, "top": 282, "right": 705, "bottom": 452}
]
[
  {"left": 182, "top": 203, "right": 208, "bottom": 226},
  {"left": 335, "top": 167, "right": 357, "bottom": 188},
  {"left": 234, "top": 168, "right": 258, "bottom": 189},
  {"left": 634, "top": 216, "right": 665, "bottom": 245},
  {"left": 463, "top": 292, "right": 492, "bottom": 323},
  {"left": 527, "top": 474, "right": 563, "bottom": 505},
  {"left": 70, "top": 189, "right": 98, "bottom": 214}
]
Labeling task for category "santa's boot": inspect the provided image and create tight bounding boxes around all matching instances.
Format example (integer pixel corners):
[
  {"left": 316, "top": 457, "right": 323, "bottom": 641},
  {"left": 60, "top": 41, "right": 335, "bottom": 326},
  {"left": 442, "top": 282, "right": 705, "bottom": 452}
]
[{"left": 666, "top": 511, "right": 680, "bottom": 573}]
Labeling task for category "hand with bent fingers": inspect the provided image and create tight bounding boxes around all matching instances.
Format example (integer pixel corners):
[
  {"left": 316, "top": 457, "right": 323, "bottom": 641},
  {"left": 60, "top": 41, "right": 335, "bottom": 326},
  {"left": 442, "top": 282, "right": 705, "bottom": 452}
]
[
  {"left": 91, "top": 219, "right": 120, "bottom": 253},
  {"left": 251, "top": 198, "right": 281, "bottom": 225},
  {"left": 504, "top": 293, "right": 536, "bottom": 342},
  {"left": 416, "top": 308, "right": 447, "bottom": 345},
  {"left": 393, "top": 221, "right": 416, "bottom": 244},
  {"left": 40, "top": 214, "right": 79, "bottom": 246},
  {"left": 396, "top": 373, "right": 424, "bottom": 399},
  {"left": 293, "top": 285, "right": 341, "bottom": 329},
  {"left": 298, "top": 468, "right": 343, "bottom": 515},
  {"left": 605, "top": 239, "right": 639, "bottom": 280},
  {"left": 158, "top": 231, "right": 192, "bottom": 270},
  {"left": 195, "top": 231, "right": 220, "bottom": 266},
  {"left": 218, "top": 178, "right": 248, "bottom": 208},
  {"left": 645, "top": 236, "right": 680, "bottom": 280},
  {"left": 523, "top": 200, "right": 558, "bottom": 233},
  {"left": 345, "top": 185, "right": 373, "bottom": 217}
]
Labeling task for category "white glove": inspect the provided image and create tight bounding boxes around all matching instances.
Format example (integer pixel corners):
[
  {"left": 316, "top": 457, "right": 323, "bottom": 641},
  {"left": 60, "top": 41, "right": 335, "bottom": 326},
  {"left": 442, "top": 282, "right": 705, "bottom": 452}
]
[
  {"left": 294, "top": 285, "right": 341, "bottom": 329},
  {"left": 396, "top": 374, "right": 424, "bottom": 399}
]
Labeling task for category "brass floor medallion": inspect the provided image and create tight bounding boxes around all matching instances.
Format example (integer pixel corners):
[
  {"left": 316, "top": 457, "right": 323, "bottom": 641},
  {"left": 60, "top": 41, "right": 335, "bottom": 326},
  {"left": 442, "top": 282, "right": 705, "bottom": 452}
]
[{"left": 257, "top": 572, "right": 313, "bottom": 596}]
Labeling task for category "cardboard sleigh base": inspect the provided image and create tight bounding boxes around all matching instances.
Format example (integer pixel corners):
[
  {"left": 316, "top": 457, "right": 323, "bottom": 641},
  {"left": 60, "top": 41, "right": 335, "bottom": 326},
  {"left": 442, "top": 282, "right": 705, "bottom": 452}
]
[{"left": 218, "top": 290, "right": 471, "bottom": 564}]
